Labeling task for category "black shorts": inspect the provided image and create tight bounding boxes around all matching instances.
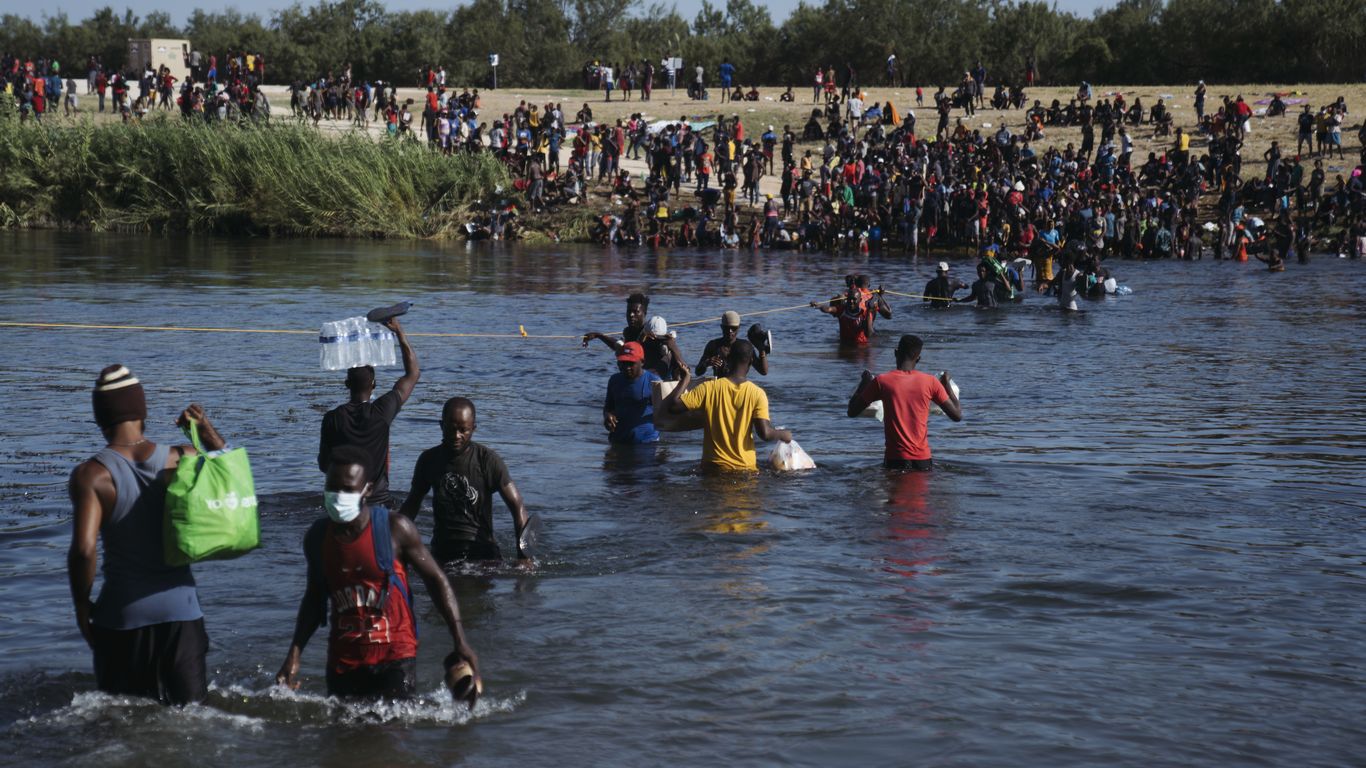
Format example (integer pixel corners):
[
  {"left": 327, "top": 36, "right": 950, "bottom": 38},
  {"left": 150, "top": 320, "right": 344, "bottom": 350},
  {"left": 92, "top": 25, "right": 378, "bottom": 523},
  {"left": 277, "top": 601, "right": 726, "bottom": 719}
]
[
  {"left": 327, "top": 657, "right": 417, "bottom": 699},
  {"left": 92, "top": 618, "right": 209, "bottom": 705},
  {"left": 435, "top": 539, "right": 503, "bottom": 563},
  {"left": 885, "top": 457, "right": 934, "bottom": 471}
]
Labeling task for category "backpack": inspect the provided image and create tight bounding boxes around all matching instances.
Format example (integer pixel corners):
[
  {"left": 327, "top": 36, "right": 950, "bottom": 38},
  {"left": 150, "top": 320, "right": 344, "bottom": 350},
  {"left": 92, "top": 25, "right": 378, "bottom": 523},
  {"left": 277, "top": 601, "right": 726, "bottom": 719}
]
[{"left": 303, "top": 505, "right": 415, "bottom": 636}]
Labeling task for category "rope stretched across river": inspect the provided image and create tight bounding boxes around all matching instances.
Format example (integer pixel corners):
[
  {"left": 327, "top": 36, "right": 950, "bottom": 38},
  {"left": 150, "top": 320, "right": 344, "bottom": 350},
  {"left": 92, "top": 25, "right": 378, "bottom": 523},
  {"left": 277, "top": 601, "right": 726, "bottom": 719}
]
[{"left": 0, "top": 290, "right": 951, "bottom": 341}]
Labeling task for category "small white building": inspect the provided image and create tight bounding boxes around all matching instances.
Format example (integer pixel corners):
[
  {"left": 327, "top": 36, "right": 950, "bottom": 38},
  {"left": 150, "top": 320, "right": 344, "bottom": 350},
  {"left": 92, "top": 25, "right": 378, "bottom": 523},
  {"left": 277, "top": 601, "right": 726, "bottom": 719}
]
[{"left": 126, "top": 38, "right": 190, "bottom": 81}]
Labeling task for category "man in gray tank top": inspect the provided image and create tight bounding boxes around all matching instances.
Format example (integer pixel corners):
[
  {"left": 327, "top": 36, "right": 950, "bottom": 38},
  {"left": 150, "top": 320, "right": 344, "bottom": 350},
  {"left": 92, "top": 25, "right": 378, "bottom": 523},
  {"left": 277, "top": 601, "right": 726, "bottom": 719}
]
[{"left": 68, "top": 364, "right": 229, "bottom": 705}]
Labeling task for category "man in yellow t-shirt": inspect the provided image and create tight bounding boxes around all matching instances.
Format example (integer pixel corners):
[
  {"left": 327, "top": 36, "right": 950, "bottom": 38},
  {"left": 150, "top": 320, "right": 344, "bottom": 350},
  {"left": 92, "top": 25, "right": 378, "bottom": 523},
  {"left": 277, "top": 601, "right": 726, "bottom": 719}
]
[{"left": 664, "top": 340, "right": 791, "bottom": 471}]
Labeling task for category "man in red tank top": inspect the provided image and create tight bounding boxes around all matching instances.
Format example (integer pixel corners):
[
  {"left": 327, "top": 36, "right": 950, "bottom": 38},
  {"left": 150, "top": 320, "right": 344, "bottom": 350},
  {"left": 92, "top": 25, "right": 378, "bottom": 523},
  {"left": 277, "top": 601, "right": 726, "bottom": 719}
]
[{"left": 276, "top": 447, "right": 481, "bottom": 704}]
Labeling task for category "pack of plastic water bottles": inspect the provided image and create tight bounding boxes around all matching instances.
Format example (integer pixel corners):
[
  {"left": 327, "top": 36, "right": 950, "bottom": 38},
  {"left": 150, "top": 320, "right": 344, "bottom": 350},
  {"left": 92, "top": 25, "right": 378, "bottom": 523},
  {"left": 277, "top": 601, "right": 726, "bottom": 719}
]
[{"left": 319, "top": 316, "right": 398, "bottom": 371}]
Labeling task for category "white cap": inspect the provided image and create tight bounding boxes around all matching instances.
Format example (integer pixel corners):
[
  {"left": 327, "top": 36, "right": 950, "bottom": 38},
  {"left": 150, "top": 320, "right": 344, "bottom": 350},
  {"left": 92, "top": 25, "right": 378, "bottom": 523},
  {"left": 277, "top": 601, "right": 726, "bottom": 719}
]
[
  {"left": 1014, "top": 180, "right": 1025, "bottom": 191},
  {"left": 646, "top": 315, "right": 674, "bottom": 338},
  {"left": 937, "top": 261, "right": 950, "bottom": 272}
]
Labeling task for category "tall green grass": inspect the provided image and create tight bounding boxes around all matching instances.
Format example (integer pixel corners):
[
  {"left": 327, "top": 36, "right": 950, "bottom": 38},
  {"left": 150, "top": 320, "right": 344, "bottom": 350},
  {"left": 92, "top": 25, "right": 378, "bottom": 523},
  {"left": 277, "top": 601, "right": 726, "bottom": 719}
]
[{"left": 0, "top": 114, "right": 510, "bottom": 238}]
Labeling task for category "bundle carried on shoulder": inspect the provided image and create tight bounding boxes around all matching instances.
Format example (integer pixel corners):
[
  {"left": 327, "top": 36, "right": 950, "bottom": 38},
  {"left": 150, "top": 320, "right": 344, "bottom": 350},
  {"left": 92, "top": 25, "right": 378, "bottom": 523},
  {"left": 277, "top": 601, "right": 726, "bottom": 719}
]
[{"left": 164, "top": 421, "right": 260, "bottom": 566}]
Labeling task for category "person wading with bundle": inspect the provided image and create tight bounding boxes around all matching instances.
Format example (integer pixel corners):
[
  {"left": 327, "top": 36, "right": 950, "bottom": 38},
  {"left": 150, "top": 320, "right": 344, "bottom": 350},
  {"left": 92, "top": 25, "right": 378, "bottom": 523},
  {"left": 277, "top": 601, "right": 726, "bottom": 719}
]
[
  {"left": 277, "top": 446, "right": 481, "bottom": 704},
  {"left": 847, "top": 335, "right": 962, "bottom": 471},
  {"left": 68, "top": 365, "right": 230, "bottom": 705},
  {"left": 664, "top": 341, "right": 792, "bottom": 472},
  {"left": 318, "top": 317, "right": 418, "bottom": 507}
]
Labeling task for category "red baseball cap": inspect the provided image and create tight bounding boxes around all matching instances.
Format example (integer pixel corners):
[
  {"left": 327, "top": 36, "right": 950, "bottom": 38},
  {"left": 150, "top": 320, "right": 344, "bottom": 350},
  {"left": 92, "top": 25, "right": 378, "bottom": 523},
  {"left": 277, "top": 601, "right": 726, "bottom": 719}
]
[{"left": 616, "top": 341, "right": 645, "bottom": 363}]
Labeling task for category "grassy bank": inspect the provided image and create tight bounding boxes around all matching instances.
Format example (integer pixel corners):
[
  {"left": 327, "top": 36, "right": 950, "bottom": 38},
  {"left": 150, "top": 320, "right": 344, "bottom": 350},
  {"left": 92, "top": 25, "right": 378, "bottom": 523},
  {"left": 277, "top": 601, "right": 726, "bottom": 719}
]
[{"left": 0, "top": 112, "right": 510, "bottom": 238}]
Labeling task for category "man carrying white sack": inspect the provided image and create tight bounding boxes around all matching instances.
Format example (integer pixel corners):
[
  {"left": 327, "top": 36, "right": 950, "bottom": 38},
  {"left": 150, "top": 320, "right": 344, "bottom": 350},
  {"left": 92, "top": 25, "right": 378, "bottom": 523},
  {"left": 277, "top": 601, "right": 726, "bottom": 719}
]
[{"left": 847, "top": 334, "right": 962, "bottom": 471}]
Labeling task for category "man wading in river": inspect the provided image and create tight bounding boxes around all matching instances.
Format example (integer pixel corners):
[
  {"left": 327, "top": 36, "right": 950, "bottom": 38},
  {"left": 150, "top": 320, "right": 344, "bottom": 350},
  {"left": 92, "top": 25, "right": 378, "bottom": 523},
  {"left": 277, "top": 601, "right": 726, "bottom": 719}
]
[
  {"left": 399, "top": 397, "right": 531, "bottom": 564},
  {"left": 68, "top": 365, "right": 230, "bottom": 705},
  {"left": 664, "top": 340, "right": 792, "bottom": 472},
  {"left": 277, "top": 446, "right": 481, "bottom": 703},
  {"left": 847, "top": 335, "right": 962, "bottom": 471},
  {"left": 318, "top": 317, "right": 418, "bottom": 507}
]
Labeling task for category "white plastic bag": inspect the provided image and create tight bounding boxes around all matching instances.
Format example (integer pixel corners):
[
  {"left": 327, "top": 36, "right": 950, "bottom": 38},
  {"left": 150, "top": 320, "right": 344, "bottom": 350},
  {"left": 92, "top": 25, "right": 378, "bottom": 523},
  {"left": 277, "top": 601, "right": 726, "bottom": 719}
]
[
  {"left": 769, "top": 439, "right": 816, "bottom": 471},
  {"left": 930, "top": 377, "right": 962, "bottom": 416},
  {"left": 859, "top": 400, "right": 885, "bottom": 422}
]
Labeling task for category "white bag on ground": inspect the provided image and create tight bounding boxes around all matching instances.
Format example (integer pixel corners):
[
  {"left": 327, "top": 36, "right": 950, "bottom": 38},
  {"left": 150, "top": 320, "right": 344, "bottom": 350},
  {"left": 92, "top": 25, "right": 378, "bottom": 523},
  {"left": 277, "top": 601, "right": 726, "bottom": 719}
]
[{"left": 769, "top": 439, "right": 816, "bottom": 471}]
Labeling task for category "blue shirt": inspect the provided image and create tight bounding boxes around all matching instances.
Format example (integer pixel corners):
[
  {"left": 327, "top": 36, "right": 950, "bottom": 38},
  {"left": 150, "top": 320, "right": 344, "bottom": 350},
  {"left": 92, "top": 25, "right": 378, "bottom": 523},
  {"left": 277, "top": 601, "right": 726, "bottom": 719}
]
[
  {"left": 719, "top": 62, "right": 735, "bottom": 84},
  {"left": 606, "top": 370, "right": 661, "bottom": 444}
]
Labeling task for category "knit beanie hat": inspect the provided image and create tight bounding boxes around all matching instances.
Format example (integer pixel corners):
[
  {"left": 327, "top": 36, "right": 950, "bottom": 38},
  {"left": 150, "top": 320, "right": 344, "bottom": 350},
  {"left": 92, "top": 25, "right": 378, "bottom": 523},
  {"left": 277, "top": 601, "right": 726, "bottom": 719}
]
[{"left": 92, "top": 364, "right": 147, "bottom": 428}]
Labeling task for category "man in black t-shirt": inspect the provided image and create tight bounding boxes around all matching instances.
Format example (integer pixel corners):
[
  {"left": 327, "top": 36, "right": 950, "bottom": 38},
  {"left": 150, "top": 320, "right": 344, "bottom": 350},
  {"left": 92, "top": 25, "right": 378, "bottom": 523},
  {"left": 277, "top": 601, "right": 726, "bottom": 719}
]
[
  {"left": 399, "top": 397, "right": 530, "bottom": 563},
  {"left": 318, "top": 317, "right": 419, "bottom": 507}
]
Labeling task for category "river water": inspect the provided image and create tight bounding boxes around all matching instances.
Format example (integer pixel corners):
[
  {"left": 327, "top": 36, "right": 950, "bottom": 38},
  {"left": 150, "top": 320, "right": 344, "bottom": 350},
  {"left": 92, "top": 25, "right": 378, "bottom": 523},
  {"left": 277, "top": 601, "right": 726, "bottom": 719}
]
[{"left": 1, "top": 231, "right": 1363, "bottom": 766}]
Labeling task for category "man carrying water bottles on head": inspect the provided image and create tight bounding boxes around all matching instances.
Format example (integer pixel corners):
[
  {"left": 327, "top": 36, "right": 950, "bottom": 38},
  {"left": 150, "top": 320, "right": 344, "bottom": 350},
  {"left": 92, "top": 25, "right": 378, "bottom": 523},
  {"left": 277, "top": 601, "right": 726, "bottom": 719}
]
[
  {"left": 846, "top": 335, "right": 962, "bottom": 471},
  {"left": 399, "top": 397, "right": 531, "bottom": 564},
  {"left": 663, "top": 340, "right": 792, "bottom": 472},
  {"left": 68, "top": 365, "right": 230, "bottom": 705},
  {"left": 277, "top": 446, "right": 481, "bottom": 704},
  {"left": 318, "top": 316, "right": 419, "bottom": 508}
]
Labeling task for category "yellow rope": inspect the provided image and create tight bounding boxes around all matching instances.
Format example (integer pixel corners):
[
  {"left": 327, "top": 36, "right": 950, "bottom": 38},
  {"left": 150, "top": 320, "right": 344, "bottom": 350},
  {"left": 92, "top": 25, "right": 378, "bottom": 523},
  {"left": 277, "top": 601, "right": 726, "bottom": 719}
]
[
  {"left": 0, "top": 290, "right": 952, "bottom": 341},
  {"left": 0, "top": 321, "right": 578, "bottom": 340}
]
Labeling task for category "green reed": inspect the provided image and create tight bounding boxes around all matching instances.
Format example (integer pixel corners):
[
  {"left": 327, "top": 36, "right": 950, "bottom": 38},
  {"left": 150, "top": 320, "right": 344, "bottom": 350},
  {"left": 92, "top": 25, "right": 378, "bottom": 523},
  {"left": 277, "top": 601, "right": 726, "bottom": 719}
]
[{"left": 0, "top": 113, "right": 510, "bottom": 238}]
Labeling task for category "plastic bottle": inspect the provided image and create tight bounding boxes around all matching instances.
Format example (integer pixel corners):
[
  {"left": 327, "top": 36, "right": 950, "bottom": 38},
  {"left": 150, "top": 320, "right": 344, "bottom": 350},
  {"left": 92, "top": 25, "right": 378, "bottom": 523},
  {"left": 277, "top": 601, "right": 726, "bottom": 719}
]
[{"left": 320, "top": 316, "right": 398, "bottom": 371}]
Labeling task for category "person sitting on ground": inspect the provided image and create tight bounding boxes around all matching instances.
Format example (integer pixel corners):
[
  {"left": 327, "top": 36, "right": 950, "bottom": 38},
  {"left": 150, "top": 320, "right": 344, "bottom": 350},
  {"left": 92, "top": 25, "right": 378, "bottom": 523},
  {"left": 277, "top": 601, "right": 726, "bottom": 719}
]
[
  {"left": 779, "top": 86, "right": 795, "bottom": 103},
  {"left": 746, "top": 85, "right": 760, "bottom": 101}
]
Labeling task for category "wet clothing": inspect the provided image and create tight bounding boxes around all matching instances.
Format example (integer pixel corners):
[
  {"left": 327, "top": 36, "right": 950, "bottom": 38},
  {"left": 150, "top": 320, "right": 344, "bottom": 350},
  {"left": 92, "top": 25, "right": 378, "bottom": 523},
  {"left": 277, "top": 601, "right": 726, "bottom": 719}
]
[
  {"left": 622, "top": 325, "right": 674, "bottom": 379},
  {"left": 409, "top": 442, "right": 512, "bottom": 561},
  {"left": 836, "top": 304, "right": 872, "bottom": 345},
  {"left": 679, "top": 377, "right": 770, "bottom": 471},
  {"left": 606, "top": 370, "right": 662, "bottom": 444},
  {"left": 851, "top": 369, "right": 950, "bottom": 464},
  {"left": 923, "top": 276, "right": 960, "bottom": 305},
  {"left": 319, "top": 391, "right": 403, "bottom": 505},
  {"left": 92, "top": 618, "right": 209, "bottom": 705},
  {"left": 885, "top": 457, "right": 934, "bottom": 471},
  {"left": 326, "top": 656, "right": 417, "bottom": 699},
  {"left": 88, "top": 445, "right": 202, "bottom": 630},
  {"left": 318, "top": 510, "right": 418, "bottom": 674},
  {"left": 966, "top": 277, "right": 999, "bottom": 308}
]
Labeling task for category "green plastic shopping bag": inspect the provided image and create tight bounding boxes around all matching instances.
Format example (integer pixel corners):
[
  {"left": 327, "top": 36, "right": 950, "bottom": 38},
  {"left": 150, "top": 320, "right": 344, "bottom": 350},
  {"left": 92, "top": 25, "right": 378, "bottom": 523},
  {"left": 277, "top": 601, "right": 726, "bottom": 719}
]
[{"left": 164, "top": 420, "right": 260, "bottom": 566}]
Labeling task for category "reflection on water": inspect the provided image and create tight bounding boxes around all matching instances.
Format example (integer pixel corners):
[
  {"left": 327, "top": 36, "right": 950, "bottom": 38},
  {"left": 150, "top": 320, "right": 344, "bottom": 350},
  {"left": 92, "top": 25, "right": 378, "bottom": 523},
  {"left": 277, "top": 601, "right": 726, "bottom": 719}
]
[{"left": 1, "top": 231, "right": 1364, "bottom": 767}]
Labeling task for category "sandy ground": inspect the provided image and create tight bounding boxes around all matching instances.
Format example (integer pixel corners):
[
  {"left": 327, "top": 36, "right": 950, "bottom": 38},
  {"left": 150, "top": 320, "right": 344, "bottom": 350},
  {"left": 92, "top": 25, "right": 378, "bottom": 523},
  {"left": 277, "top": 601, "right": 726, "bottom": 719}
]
[{"left": 40, "top": 82, "right": 1366, "bottom": 208}]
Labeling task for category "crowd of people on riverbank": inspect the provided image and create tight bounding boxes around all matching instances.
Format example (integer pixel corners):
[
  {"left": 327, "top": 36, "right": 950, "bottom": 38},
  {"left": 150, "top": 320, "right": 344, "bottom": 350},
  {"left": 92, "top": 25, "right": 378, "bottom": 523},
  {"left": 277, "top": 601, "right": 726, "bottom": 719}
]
[
  {"left": 6, "top": 46, "right": 1365, "bottom": 260},
  {"left": 1, "top": 50, "right": 273, "bottom": 122}
]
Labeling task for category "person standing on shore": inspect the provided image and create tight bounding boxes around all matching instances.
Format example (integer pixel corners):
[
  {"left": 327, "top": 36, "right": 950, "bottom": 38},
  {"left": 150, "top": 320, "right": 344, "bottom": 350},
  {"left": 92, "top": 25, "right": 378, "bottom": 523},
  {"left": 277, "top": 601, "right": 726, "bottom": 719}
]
[
  {"left": 663, "top": 341, "right": 792, "bottom": 472},
  {"left": 846, "top": 335, "right": 962, "bottom": 471},
  {"left": 277, "top": 446, "right": 481, "bottom": 703},
  {"left": 318, "top": 317, "right": 419, "bottom": 508},
  {"left": 68, "top": 365, "right": 230, "bottom": 705}
]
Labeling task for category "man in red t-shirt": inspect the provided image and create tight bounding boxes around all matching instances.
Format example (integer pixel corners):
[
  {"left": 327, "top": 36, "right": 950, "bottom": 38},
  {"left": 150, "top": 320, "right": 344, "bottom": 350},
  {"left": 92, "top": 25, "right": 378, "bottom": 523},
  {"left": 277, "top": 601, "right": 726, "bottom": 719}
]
[{"left": 847, "top": 334, "right": 962, "bottom": 470}]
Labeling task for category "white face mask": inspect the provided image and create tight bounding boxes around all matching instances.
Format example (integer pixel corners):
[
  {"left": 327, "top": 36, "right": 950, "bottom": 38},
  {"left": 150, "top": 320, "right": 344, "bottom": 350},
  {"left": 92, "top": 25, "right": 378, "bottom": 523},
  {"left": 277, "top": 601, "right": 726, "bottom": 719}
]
[{"left": 324, "top": 491, "right": 363, "bottom": 523}]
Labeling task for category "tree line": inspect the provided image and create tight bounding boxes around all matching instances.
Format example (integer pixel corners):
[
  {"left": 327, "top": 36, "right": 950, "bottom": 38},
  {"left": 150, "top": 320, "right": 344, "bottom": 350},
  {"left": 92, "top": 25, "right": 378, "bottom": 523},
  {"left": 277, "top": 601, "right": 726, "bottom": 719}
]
[{"left": 3, "top": 0, "right": 1363, "bottom": 89}]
